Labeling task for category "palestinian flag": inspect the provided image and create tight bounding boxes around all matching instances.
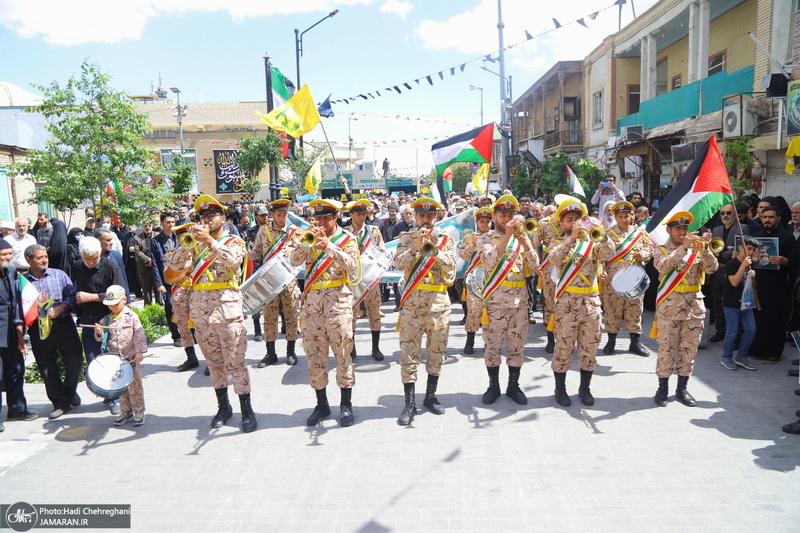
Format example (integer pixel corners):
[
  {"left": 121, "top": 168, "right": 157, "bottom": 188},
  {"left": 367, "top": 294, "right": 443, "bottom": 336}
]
[
  {"left": 646, "top": 136, "right": 734, "bottom": 245},
  {"left": 19, "top": 276, "right": 38, "bottom": 327},
  {"left": 431, "top": 123, "right": 494, "bottom": 206}
]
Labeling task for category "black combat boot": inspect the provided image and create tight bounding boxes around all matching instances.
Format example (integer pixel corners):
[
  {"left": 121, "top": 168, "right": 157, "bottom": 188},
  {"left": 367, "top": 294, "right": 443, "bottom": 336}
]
[
  {"left": 350, "top": 344, "right": 357, "bottom": 360},
  {"left": 371, "top": 330, "right": 384, "bottom": 361},
  {"left": 628, "top": 333, "right": 651, "bottom": 356},
  {"left": 545, "top": 331, "right": 555, "bottom": 354},
  {"left": 505, "top": 366, "right": 528, "bottom": 405},
  {"left": 675, "top": 375, "right": 697, "bottom": 407},
  {"left": 603, "top": 333, "right": 617, "bottom": 355},
  {"left": 339, "top": 388, "right": 354, "bottom": 427},
  {"left": 422, "top": 375, "right": 445, "bottom": 414},
  {"left": 257, "top": 342, "right": 278, "bottom": 368},
  {"left": 578, "top": 369, "right": 595, "bottom": 406},
  {"left": 211, "top": 387, "right": 233, "bottom": 428},
  {"left": 239, "top": 393, "right": 257, "bottom": 433},
  {"left": 286, "top": 340, "right": 298, "bottom": 366},
  {"left": 464, "top": 332, "right": 475, "bottom": 354},
  {"left": 482, "top": 366, "right": 501, "bottom": 405},
  {"left": 307, "top": 388, "right": 331, "bottom": 426},
  {"left": 654, "top": 377, "right": 669, "bottom": 407},
  {"left": 177, "top": 345, "right": 199, "bottom": 372},
  {"left": 553, "top": 371, "right": 571, "bottom": 407},
  {"left": 397, "top": 382, "right": 416, "bottom": 426}
]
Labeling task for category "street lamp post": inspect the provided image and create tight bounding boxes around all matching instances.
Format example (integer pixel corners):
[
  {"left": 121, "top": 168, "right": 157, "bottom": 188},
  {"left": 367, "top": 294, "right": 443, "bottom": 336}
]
[
  {"left": 294, "top": 9, "right": 339, "bottom": 148},
  {"left": 348, "top": 117, "right": 357, "bottom": 170},
  {"left": 480, "top": 65, "right": 513, "bottom": 187},
  {"left": 169, "top": 87, "right": 187, "bottom": 156},
  {"left": 469, "top": 84, "right": 484, "bottom": 124}
]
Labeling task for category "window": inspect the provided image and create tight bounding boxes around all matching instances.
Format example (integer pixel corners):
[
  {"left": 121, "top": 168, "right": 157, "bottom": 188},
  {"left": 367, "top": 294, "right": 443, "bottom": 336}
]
[
  {"left": 143, "top": 129, "right": 176, "bottom": 139},
  {"left": 672, "top": 75, "right": 681, "bottom": 90},
  {"left": 656, "top": 58, "right": 668, "bottom": 96},
  {"left": 554, "top": 106, "right": 560, "bottom": 132},
  {"left": 628, "top": 85, "right": 640, "bottom": 115},
  {"left": 545, "top": 116, "right": 552, "bottom": 132},
  {"left": 708, "top": 53, "right": 726, "bottom": 76},
  {"left": 534, "top": 122, "right": 541, "bottom": 136},
  {"left": 592, "top": 91, "right": 603, "bottom": 127}
]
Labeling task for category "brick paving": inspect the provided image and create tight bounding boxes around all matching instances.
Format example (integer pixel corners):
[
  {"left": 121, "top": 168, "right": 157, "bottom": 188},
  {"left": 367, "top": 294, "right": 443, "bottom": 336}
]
[{"left": 1, "top": 302, "right": 799, "bottom": 532}]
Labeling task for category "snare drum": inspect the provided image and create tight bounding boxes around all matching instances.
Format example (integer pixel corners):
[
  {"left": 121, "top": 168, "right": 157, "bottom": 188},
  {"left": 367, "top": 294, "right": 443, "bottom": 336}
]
[
  {"left": 353, "top": 248, "right": 392, "bottom": 307},
  {"left": 611, "top": 264, "right": 650, "bottom": 300},
  {"left": 240, "top": 255, "right": 300, "bottom": 316},
  {"left": 465, "top": 266, "right": 486, "bottom": 299},
  {"left": 86, "top": 353, "right": 134, "bottom": 399}
]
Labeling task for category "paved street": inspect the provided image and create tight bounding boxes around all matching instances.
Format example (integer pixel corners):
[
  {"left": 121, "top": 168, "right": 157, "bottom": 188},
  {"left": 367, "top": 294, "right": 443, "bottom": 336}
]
[{"left": 1, "top": 302, "right": 799, "bottom": 532}]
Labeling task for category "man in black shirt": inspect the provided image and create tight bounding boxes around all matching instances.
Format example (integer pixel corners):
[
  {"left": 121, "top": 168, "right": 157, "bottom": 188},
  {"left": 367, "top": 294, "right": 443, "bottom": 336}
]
[{"left": 751, "top": 206, "right": 798, "bottom": 361}]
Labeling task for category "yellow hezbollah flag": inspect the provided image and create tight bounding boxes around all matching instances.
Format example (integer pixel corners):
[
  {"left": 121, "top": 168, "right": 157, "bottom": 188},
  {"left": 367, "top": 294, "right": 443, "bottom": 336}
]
[
  {"left": 472, "top": 162, "right": 490, "bottom": 194},
  {"left": 305, "top": 154, "right": 323, "bottom": 195},
  {"left": 257, "top": 84, "right": 321, "bottom": 138}
]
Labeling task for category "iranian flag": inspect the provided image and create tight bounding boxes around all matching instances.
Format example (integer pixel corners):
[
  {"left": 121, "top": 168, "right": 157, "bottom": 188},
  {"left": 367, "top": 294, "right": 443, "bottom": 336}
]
[
  {"left": 19, "top": 276, "right": 38, "bottom": 327},
  {"left": 646, "top": 136, "right": 734, "bottom": 245},
  {"left": 431, "top": 123, "right": 494, "bottom": 206}
]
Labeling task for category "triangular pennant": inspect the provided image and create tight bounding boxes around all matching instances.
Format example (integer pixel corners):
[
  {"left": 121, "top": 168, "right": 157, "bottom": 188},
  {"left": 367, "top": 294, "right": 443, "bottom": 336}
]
[
  {"left": 438, "top": 71, "right": 444, "bottom": 80},
  {"left": 588, "top": 11, "right": 599, "bottom": 19},
  {"left": 576, "top": 18, "right": 587, "bottom": 28},
  {"left": 552, "top": 18, "right": 561, "bottom": 29},
  {"left": 426, "top": 75, "right": 433, "bottom": 85},
  {"left": 525, "top": 30, "right": 533, "bottom": 40},
  {"left": 450, "top": 67, "right": 455, "bottom": 75},
  {"left": 403, "top": 82, "right": 412, "bottom": 90}
]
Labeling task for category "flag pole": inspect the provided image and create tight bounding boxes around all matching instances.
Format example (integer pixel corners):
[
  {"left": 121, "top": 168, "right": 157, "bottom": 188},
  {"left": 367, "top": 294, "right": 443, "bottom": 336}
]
[{"left": 317, "top": 120, "right": 349, "bottom": 199}]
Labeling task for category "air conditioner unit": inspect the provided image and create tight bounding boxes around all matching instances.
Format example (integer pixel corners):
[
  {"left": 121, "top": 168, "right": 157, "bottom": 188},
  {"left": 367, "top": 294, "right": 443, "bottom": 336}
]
[
  {"left": 722, "top": 105, "right": 756, "bottom": 139},
  {"left": 621, "top": 125, "right": 644, "bottom": 142}
]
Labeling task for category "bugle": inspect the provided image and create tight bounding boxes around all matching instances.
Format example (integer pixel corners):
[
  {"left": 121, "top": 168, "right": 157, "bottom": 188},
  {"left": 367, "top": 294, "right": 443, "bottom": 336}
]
[
  {"left": 299, "top": 231, "right": 317, "bottom": 248},
  {"left": 709, "top": 238, "right": 725, "bottom": 254},
  {"left": 178, "top": 232, "right": 196, "bottom": 250},
  {"left": 420, "top": 241, "right": 438, "bottom": 257},
  {"left": 523, "top": 218, "right": 539, "bottom": 234},
  {"left": 575, "top": 225, "right": 607, "bottom": 242}
]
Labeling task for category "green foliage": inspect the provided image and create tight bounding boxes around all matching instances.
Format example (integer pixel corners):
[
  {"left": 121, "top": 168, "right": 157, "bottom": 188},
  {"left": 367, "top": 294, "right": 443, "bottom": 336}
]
[
  {"left": 281, "top": 143, "right": 326, "bottom": 194},
  {"left": 25, "top": 355, "right": 70, "bottom": 385},
  {"left": 169, "top": 162, "right": 195, "bottom": 200},
  {"left": 532, "top": 153, "right": 603, "bottom": 205},
  {"left": 724, "top": 136, "right": 755, "bottom": 196},
  {"left": 510, "top": 163, "right": 538, "bottom": 198},
  {"left": 13, "top": 60, "right": 173, "bottom": 224},
  {"left": 235, "top": 132, "right": 287, "bottom": 179},
  {"left": 575, "top": 158, "right": 605, "bottom": 199},
  {"left": 133, "top": 304, "right": 169, "bottom": 344},
  {"left": 449, "top": 163, "right": 473, "bottom": 194}
]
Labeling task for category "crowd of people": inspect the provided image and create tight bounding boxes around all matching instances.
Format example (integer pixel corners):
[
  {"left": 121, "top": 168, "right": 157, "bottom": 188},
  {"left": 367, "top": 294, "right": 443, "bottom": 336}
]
[{"left": 1, "top": 178, "right": 799, "bottom": 435}]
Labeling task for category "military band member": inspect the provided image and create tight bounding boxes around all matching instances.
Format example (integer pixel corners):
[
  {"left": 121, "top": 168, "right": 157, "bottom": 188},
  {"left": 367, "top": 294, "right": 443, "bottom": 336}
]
[
  {"left": 344, "top": 199, "right": 386, "bottom": 361},
  {"left": 547, "top": 197, "right": 614, "bottom": 407},
  {"left": 476, "top": 195, "right": 539, "bottom": 405},
  {"left": 290, "top": 199, "right": 359, "bottom": 427},
  {"left": 164, "top": 223, "right": 206, "bottom": 375},
  {"left": 652, "top": 211, "right": 718, "bottom": 407},
  {"left": 537, "top": 212, "right": 565, "bottom": 354},
  {"left": 394, "top": 198, "right": 456, "bottom": 426},
  {"left": 245, "top": 204, "right": 270, "bottom": 342},
  {"left": 247, "top": 199, "right": 300, "bottom": 367},
  {"left": 601, "top": 201, "right": 654, "bottom": 356},
  {"left": 457, "top": 207, "right": 493, "bottom": 354},
  {"left": 166, "top": 195, "right": 256, "bottom": 433}
]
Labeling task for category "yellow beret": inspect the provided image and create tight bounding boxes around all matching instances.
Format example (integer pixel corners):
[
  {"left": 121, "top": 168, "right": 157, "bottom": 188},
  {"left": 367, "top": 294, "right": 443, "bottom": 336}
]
[
  {"left": 410, "top": 198, "right": 443, "bottom": 212},
  {"left": 492, "top": 194, "right": 519, "bottom": 212},
  {"left": 194, "top": 194, "right": 224, "bottom": 213},
  {"left": 663, "top": 210, "right": 694, "bottom": 227}
]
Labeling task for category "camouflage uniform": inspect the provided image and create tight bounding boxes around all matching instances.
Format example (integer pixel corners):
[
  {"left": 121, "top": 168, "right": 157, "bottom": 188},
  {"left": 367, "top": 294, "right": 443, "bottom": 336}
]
[
  {"left": 548, "top": 235, "right": 615, "bottom": 372},
  {"left": 457, "top": 231, "right": 487, "bottom": 333},
  {"left": 477, "top": 230, "right": 539, "bottom": 367},
  {"left": 167, "top": 233, "right": 250, "bottom": 394},
  {"left": 105, "top": 306, "right": 148, "bottom": 414},
  {"left": 653, "top": 242, "right": 718, "bottom": 378},
  {"left": 538, "top": 217, "right": 564, "bottom": 329},
  {"left": 289, "top": 228, "right": 359, "bottom": 390},
  {"left": 343, "top": 223, "right": 385, "bottom": 331},
  {"left": 394, "top": 228, "right": 457, "bottom": 383},
  {"left": 602, "top": 225, "right": 654, "bottom": 335},
  {"left": 248, "top": 220, "right": 300, "bottom": 342},
  {"left": 170, "top": 283, "right": 194, "bottom": 348}
]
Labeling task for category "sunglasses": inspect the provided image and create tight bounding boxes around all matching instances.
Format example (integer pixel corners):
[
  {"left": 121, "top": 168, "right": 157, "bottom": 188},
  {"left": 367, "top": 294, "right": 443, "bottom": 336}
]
[{"left": 720, "top": 211, "right": 733, "bottom": 215}]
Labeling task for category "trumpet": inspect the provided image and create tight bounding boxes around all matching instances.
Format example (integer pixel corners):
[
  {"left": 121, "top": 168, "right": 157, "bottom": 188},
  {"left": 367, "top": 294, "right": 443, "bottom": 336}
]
[
  {"left": 420, "top": 241, "right": 439, "bottom": 257},
  {"left": 523, "top": 218, "right": 539, "bottom": 234},
  {"left": 300, "top": 230, "right": 317, "bottom": 248},
  {"left": 178, "top": 232, "right": 196, "bottom": 250},
  {"left": 575, "top": 225, "right": 607, "bottom": 242},
  {"left": 709, "top": 238, "right": 725, "bottom": 254}
]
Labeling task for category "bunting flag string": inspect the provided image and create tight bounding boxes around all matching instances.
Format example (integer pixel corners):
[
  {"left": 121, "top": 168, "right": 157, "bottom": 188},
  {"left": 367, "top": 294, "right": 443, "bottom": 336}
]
[
  {"left": 328, "top": 0, "right": 626, "bottom": 106},
  {"left": 340, "top": 112, "right": 475, "bottom": 127}
]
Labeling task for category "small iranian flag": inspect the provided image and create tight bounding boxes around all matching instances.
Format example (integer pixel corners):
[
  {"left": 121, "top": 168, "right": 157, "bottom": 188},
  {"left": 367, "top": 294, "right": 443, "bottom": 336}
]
[
  {"left": 646, "top": 136, "right": 734, "bottom": 245},
  {"left": 19, "top": 276, "right": 38, "bottom": 327}
]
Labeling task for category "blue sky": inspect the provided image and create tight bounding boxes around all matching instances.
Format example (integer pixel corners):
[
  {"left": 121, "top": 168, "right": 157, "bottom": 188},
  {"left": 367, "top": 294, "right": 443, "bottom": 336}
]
[{"left": 1, "top": 0, "right": 657, "bottom": 176}]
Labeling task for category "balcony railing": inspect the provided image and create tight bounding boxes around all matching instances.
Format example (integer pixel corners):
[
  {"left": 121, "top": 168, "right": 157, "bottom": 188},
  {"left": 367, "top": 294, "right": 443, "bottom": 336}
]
[
  {"left": 616, "top": 66, "right": 754, "bottom": 134},
  {"left": 544, "top": 129, "right": 583, "bottom": 150}
]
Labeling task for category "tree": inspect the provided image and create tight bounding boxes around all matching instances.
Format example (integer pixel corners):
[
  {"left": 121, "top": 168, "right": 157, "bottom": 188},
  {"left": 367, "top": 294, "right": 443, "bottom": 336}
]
[
  {"left": 13, "top": 60, "right": 172, "bottom": 224},
  {"left": 449, "top": 163, "right": 473, "bottom": 194},
  {"left": 724, "top": 136, "right": 756, "bottom": 196},
  {"left": 510, "top": 163, "right": 539, "bottom": 198},
  {"left": 281, "top": 143, "right": 326, "bottom": 195},
  {"left": 169, "top": 161, "right": 195, "bottom": 200},
  {"left": 235, "top": 131, "right": 286, "bottom": 179}
]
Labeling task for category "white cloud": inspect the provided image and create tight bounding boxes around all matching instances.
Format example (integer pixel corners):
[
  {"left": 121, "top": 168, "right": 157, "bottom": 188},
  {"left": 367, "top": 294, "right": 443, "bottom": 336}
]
[
  {"left": 379, "top": 0, "right": 413, "bottom": 20},
  {"left": 416, "top": 0, "right": 661, "bottom": 71},
  {"left": 0, "top": 0, "right": 372, "bottom": 46}
]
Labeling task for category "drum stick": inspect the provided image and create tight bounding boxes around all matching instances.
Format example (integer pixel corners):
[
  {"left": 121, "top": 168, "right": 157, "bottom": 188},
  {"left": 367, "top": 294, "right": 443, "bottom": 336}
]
[
  {"left": 81, "top": 324, "right": 122, "bottom": 329},
  {"left": 120, "top": 354, "right": 154, "bottom": 366}
]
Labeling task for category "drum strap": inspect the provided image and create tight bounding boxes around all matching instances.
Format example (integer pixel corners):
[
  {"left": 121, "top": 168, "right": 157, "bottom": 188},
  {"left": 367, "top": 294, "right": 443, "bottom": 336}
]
[
  {"left": 262, "top": 227, "right": 297, "bottom": 264},
  {"left": 606, "top": 229, "right": 643, "bottom": 264},
  {"left": 100, "top": 315, "right": 111, "bottom": 352}
]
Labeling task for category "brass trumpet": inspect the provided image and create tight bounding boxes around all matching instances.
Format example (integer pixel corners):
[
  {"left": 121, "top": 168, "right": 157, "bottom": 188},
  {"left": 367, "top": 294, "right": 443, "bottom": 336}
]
[
  {"left": 523, "top": 218, "right": 539, "bottom": 234},
  {"left": 300, "top": 230, "right": 317, "bottom": 248},
  {"left": 575, "top": 225, "right": 607, "bottom": 242},
  {"left": 709, "top": 238, "right": 725, "bottom": 254},
  {"left": 420, "top": 241, "right": 439, "bottom": 257},
  {"left": 178, "top": 232, "right": 197, "bottom": 250}
]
